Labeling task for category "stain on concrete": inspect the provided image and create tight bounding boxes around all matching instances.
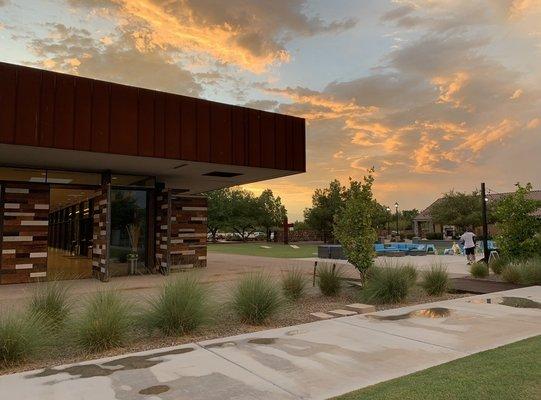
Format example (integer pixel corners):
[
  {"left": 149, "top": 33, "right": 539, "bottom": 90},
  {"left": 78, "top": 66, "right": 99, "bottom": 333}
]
[
  {"left": 469, "top": 296, "right": 541, "bottom": 309},
  {"left": 204, "top": 341, "right": 237, "bottom": 349},
  {"left": 366, "top": 307, "right": 451, "bottom": 321},
  {"left": 139, "top": 385, "right": 170, "bottom": 395},
  {"left": 285, "top": 329, "right": 307, "bottom": 336},
  {"left": 248, "top": 338, "right": 277, "bottom": 345},
  {"left": 28, "top": 347, "right": 194, "bottom": 380}
]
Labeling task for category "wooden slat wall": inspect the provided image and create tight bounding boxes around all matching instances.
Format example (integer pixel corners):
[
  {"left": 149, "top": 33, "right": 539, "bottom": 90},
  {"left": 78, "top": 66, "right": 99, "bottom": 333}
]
[
  {"left": 0, "top": 183, "right": 49, "bottom": 284},
  {"left": 0, "top": 62, "right": 305, "bottom": 172}
]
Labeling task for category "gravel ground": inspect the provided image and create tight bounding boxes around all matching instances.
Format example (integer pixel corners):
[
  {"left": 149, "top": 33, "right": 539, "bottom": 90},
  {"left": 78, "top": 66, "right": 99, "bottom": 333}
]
[{"left": 0, "top": 285, "right": 469, "bottom": 375}]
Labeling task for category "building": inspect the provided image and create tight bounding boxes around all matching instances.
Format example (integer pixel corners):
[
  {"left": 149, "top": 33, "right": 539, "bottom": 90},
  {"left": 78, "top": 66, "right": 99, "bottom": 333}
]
[
  {"left": 413, "top": 190, "right": 541, "bottom": 238},
  {"left": 0, "top": 62, "right": 306, "bottom": 284}
]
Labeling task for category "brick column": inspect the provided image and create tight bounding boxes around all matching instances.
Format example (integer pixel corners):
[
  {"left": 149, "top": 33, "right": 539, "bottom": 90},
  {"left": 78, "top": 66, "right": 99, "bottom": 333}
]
[
  {"left": 0, "top": 183, "right": 49, "bottom": 284},
  {"left": 92, "top": 185, "right": 111, "bottom": 281}
]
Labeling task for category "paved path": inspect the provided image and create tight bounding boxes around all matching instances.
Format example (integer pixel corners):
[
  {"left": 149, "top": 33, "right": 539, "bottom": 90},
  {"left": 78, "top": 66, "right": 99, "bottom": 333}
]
[{"left": 1, "top": 286, "right": 539, "bottom": 400}]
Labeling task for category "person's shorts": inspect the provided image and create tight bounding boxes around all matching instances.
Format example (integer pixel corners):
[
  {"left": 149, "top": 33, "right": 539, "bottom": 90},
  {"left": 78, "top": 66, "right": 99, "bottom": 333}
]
[{"left": 465, "top": 247, "right": 475, "bottom": 255}]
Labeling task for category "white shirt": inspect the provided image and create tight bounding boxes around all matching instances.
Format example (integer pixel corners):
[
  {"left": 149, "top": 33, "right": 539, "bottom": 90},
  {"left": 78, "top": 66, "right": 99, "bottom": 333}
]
[{"left": 460, "top": 232, "right": 476, "bottom": 249}]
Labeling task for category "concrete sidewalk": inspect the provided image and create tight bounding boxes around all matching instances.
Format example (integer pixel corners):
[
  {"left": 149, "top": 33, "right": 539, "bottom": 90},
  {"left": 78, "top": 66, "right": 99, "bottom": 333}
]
[{"left": 1, "top": 286, "right": 539, "bottom": 400}]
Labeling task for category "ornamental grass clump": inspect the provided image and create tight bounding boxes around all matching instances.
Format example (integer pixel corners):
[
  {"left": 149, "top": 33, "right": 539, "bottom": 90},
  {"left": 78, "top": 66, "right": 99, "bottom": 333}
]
[
  {"left": 27, "top": 280, "right": 71, "bottom": 329},
  {"left": 281, "top": 269, "right": 307, "bottom": 301},
  {"left": 489, "top": 257, "right": 508, "bottom": 275},
  {"left": 421, "top": 263, "right": 450, "bottom": 296},
  {"left": 502, "top": 263, "right": 522, "bottom": 284},
  {"left": 470, "top": 261, "right": 489, "bottom": 278},
  {"left": 360, "top": 266, "right": 412, "bottom": 304},
  {"left": 402, "top": 263, "right": 418, "bottom": 286},
  {"left": 74, "top": 291, "right": 134, "bottom": 352},
  {"left": 232, "top": 273, "right": 282, "bottom": 325},
  {"left": 144, "top": 274, "right": 212, "bottom": 336},
  {"left": 519, "top": 258, "right": 541, "bottom": 285},
  {"left": 317, "top": 264, "right": 343, "bottom": 296}
]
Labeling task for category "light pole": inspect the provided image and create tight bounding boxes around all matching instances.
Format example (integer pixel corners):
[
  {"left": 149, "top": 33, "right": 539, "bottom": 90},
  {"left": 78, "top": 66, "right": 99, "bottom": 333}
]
[
  {"left": 394, "top": 202, "right": 399, "bottom": 240},
  {"left": 386, "top": 207, "right": 391, "bottom": 237}
]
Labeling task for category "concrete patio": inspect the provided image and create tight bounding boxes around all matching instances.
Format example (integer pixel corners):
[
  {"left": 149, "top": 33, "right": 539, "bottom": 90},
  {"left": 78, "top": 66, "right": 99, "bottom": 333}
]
[{"left": 1, "top": 286, "right": 539, "bottom": 400}]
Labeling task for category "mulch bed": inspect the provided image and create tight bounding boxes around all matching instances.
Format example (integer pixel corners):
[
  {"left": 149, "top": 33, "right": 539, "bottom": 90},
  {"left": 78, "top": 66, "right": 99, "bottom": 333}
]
[{"left": 451, "top": 277, "right": 528, "bottom": 294}]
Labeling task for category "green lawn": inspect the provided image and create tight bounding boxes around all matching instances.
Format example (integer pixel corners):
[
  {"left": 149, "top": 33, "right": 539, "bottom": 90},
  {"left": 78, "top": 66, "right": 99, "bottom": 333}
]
[
  {"left": 207, "top": 242, "right": 318, "bottom": 258},
  {"left": 334, "top": 335, "right": 541, "bottom": 400}
]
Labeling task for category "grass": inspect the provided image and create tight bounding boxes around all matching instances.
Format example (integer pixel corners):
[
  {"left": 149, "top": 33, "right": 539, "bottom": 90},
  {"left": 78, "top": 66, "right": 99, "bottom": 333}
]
[
  {"left": 317, "top": 264, "right": 343, "bottom": 296},
  {"left": 360, "top": 266, "right": 414, "bottom": 304},
  {"left": 73, "top": 291, "right": 134, "bottom": 352},
  {"left": 143, "top": 274, "right": 212, "bottom": 336},
  {"left": 281, "top": 269, "right": 307, "bottom": 301},
  {"left": 501, "top": 258, "right": 541, "bottom": 285},
  {"left": 470, "top": 261, "right": 489, "bottom": 278},
  {"left": 208, "top": 243, "right": 317, "bottom": 258},
  {"left": 27, "top": 280, "right": 71, "bottom": 328},
  {"left": 489, "top": 256, "right": 508, "bottom": 275},
  {"left": 502, "top": 263, "right": 522, "bottom": 284},
  {"left": 231, "top": 273, "right": 283, "bottom": 324},
  {"left": 421, "top": 263, "right": 450, "bottom": 296},
  {"left": 333, "top": 335, "right": 541, "bottom": 400}
]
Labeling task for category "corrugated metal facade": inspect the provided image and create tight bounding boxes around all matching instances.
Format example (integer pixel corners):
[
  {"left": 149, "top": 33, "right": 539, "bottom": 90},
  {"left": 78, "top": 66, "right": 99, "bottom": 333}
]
[{"left": 0, "top": 62, "right": 306, "bottom": 172}]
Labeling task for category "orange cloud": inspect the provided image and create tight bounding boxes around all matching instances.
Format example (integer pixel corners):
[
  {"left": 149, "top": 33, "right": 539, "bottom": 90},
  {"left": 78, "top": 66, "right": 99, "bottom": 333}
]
[{"left": 431, "top": 71, "right": 470, "bottom": 109}]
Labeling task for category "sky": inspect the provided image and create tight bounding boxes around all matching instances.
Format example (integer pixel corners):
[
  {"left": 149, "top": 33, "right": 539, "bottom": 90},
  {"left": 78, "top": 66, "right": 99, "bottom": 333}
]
[{"left": 1, "top": 0, "right": 540, "bottom": 221}]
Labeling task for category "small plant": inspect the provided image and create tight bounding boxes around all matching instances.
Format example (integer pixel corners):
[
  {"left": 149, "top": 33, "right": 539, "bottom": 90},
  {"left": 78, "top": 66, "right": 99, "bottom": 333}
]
[
  {"left": 489, "top": 257, "right": 508, "bottom": 275},
  {"left": 360, "top": 266, "right": 412, "bottom": 304},
  {"left": 281, "top": 269, "right": 307, "bottom": 301},
  {"left": 421, "top": 264, "right": 450, "bottom": 296},
  {"left": 74, "top": 291, "right": 134, "bottom": 352},
  {"left": 470, "top": 261, "right": 489, "bottom": 278},
  {"left": 402, "top": 264, "right": 418, "bottom": 286},
  {"left": 232, "top": 273, "right": 282, "bottom": 324},
  {"left": 317, "top": 264, "right": 343, "bottom": 296},
  {"left": 27, "top": 280, "right": 71, "bottom": 328},
  {"left": 518, "top": 258, "right": 541, "bottom": 285},
  {"left": 502, "top": 264, "right": 522, "bottom": 284},
  {"left": 0, "top": 312, "right": 50, "bottom": 367},
  {"left": 144, "top": 274, "right": 211, "bottom": 336}
]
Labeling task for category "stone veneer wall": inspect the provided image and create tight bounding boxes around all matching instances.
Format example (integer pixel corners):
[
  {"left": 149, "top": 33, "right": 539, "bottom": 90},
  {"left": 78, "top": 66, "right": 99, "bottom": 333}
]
[
  {"left": 156, "top": 190, "right": 207, "bottom": 272},
  {"left": 92, "top": 186, "right": 110, "bottom": 281},
  {"left": 0, "top": 183, "right": 50, "bottom": 284}
]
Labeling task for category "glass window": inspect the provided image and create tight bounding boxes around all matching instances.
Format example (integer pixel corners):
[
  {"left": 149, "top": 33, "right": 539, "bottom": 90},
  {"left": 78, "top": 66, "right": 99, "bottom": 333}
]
[
  {"left": 0, "top": 167, "right": 46, "bottom": 182},
  {"left": 47, "top": 170, "right": 101, "bottom": 185},
  {"left": 111, "top": 174, "right": 155, "bottom": 187}
]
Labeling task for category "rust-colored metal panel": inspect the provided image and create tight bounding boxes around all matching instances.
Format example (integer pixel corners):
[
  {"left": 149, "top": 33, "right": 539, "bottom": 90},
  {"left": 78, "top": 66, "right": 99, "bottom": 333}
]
[
  {"left": 299, "top": 118, "right": 306, "bottom": 171},
  {"left": 110, "top": 84, "right": 138, "bottom": 155},
  {"left": 90, "top": 80, "right": 110, "bottom": 153},
  {"left": 39, "top": 71, "right": 56, "bottom": 147},
  {"left": 164, "top": 93, "right": 181, "bottom": 159},
  {"left": 292, "top": 117, "right": 305, "bottom": 172},
  {"left": 53, "top": 74, "right": 75, "bottom": 149},
  {"left": 196, "top": 99, "right": 210, "bottom": 162},
  {"left": 0, "top": 63, "right": 17, "bottom": 143},
  {"left": 285, "top": 116, "right": 294, "bottom": 171},
  {"left": 73, "top": 77, "right": 92, "bottom": 151},
  {"left": 247, "top": 108, "right": 261, "bottom": 167},
  {"left": 138, "top": 89, "right": 155, "bottom": 157},
  {"left": 231, "top": 106, "right": 246, "bottom": 166},
  {"left": 210, "top": 102, "right": 231, "bottom": 164},
  {"left": 154, "top": 92, "right": 165, "bottom": 158},
  {"left": 15, "top": 67, "right": 41, "bottom": 146},
  {"left": 180, "top": 96, "right": 197, "bottom": 161},
  {"left": 274, "top": 113, "right": 286, "bottom": 170},
  {"left": 260, "top": 111, "right": 276, "bottom": 169}
]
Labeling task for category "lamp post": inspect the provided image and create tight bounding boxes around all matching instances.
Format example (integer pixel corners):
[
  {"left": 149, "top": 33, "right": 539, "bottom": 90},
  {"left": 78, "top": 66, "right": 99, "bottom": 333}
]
[
  {"left": 481, "top": 183, "right": 490, "bottom": 262},
  {"left": 386, "top": 207, "right": 391, "bottom": 237},
  {"left": 394, "top": 202, "right": 399, "bottom": 240}
]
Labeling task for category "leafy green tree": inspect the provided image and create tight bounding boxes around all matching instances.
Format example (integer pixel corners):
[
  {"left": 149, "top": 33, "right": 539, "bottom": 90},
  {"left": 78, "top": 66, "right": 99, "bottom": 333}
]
[
  {"left": 257, "top": 189, "right": 287, "bottom": 241},
  {"left": 304, "top": 180, "right": 345, "bottom": 243},
  {"left": 493, "top": 183, "right": 541, "bottom": 259},
  {"left": 372, "top": 201, "right": 392, "bottom": 231},
  {"left": 430, "top": 190, "right": 482, "bottom": 232},
  {"left": 207, "top": 188, "right": 232, "bottom": 242},
  {"left": 229, "top": 189, "right": 260, "bottom": 241},
  {"left": 333, "top": 171, "right": 377, "bottom": 281},
  {"left": 401, "top": 209, "right": 419, "bottom": 230}
]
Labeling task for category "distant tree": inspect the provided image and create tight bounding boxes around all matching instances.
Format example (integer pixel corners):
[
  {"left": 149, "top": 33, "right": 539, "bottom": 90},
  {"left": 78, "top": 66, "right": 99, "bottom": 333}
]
[
  {"left": 207, "top": 188, "right": 232, "bottom": 242},
  {"left": 304, "top": 180, "right": 346, "bottom": 243},
  {"left": 493, "top": 183, "right": 541, "bottom": 259},
  {"left": 372, "top": 202, "right": 392, "bottom": 231},
  {"left": 401, "top": 209, "right": 419, "bottom": 230},
  {"left": 229, "top": 189, "right": 260, "bottom": 241},
  {"left": 292, "top": 220, "right": 309, "bottom": 231},
  {"left": 333, "top": 171, "right": 377, "bottom": 282},
  {"left": 257, "top": 189, "right": 287, "bottom": 241},
  {"left": 430, "top": 190, "right": 482, "bottom": 232}
]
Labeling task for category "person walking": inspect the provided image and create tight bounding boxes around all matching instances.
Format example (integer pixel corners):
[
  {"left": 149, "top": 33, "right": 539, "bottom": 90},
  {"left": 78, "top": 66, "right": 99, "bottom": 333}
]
[{"left": 459, "top": 228, "right": 477, "bottom": 265}]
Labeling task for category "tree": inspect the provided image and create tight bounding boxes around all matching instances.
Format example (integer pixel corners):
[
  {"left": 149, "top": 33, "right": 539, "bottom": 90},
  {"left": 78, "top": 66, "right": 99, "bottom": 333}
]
[
  {"left": 207, "top": 188, "right": 232, "bottom": 242},
  {"left": 493, "top": 183, "right": 541, "bottom": 259},
  {"left": 257, "top": 189, "right": 287, "bottom": 241},
  {"left": 333, "top": 171, "right": 377, "bottom": 281},
  {"left": 229, "top": 189, "right": 260, "bottom": 241},
  {"left": 304, "top": 180, "right": 345, "bottom": 243},
  {"left": 401, "top": 209, "right": 419, "bottom": 230},
  {"left": 372, "top": 201, "right": 392, "bottom": 231},
  {"left": 430, "top": 190, "right": 482, "bottom": 232}
]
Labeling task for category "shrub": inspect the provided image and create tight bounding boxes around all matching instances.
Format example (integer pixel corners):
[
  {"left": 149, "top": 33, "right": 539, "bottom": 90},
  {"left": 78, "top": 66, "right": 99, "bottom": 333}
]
[
  {"left": 27, "top": 281, "right": 71, "bottom": 328},
  {"left": 281, "top": 269, "right": 307, "bottom": 301},
  {"left": 502, "top": 264, "right": 522, "bottom": 284},
  {"left": 144, "top": 275, "right": 211, "bottom": 336},
  {"left": 470, "top": 261, "right": 489, "bottom": 278},
  {"left": 232, "top": 273, "right": 282, "bottom": 324},
  {"left": 489, "top": 257, "right": 508, "bottom": 275},
  {"left": 74, "top": 291, "right": 134, "bottom": 352},
  {"left": 0, "top": 312, "right": 50, "bottom": 367},
  {"left": 518, "top": 258, "right": 541, "bottom": 285},
  {"left": 402, "top": 264, "right": 418, "bottom": 286},
  {"left": 317, "top": 264, "right": 343, "bottom": 296},
  {"left": 426, "top": 232, "right": 443, "bottom": 240},
  {"left": 421, "top": 264, "right": 450, "bottom": 296},
  {"left": 360, "top": 266, "right": 412, "bottom": 304}
]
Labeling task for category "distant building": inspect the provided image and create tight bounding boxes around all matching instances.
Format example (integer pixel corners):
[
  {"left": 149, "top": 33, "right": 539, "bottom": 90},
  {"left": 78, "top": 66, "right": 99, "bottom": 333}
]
[{"left": 413, "top": 190, "right": 541, "bottom": 239}]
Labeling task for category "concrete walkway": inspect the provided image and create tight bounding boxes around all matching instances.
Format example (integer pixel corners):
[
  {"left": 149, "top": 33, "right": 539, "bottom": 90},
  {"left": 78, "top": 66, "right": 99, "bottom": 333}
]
[{"left": 1, "top": 286, "right": 539, "bottom": 400}]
